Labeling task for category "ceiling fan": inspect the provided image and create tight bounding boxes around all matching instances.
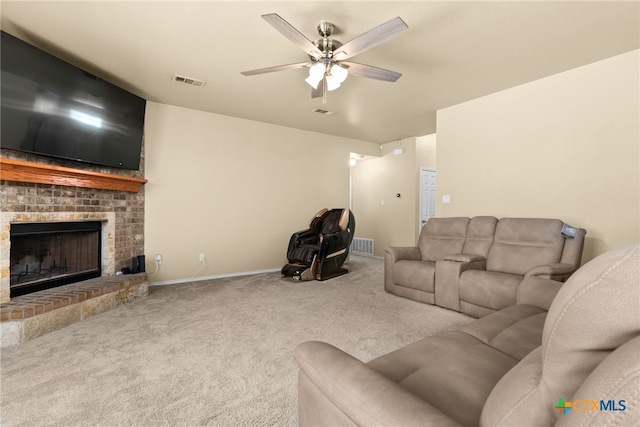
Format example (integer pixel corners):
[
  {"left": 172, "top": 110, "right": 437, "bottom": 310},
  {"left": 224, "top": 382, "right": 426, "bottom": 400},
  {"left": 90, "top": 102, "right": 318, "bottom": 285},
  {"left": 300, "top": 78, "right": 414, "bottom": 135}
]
[{"left": 241, "top": 14, "right": 408, "bottom": 103}]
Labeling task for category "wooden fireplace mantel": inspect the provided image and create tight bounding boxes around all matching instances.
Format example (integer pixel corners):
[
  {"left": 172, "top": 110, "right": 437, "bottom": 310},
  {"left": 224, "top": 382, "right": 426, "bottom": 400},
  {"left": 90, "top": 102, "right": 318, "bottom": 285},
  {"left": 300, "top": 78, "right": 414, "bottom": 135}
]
[{"left": 0, "top": 158, "right": 147, "bottom": 192}]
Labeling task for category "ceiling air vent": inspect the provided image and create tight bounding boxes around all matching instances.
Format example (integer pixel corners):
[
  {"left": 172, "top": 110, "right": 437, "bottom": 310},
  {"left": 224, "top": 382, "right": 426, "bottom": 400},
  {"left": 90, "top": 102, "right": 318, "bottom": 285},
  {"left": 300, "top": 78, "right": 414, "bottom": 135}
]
[
  {"left": 173, "top": 74, "right": 206, "bottom": 87},
  {"left": 312, "top": 108, "right": 334, "bottom": 116}
]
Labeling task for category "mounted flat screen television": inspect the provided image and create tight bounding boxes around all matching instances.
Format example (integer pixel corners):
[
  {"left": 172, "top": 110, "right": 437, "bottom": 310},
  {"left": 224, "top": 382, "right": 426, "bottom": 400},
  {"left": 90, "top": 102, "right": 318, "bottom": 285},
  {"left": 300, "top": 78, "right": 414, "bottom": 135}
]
[{"left": 1, "top": 31, "right": 146, "bottom": 170}]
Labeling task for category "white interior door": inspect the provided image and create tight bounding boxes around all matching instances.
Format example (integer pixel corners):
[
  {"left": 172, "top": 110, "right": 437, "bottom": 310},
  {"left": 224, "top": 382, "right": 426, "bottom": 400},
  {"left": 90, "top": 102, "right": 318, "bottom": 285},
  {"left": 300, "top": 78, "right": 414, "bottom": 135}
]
[{"left": 419, "top": 168, "right": 436, "bottom": 235}]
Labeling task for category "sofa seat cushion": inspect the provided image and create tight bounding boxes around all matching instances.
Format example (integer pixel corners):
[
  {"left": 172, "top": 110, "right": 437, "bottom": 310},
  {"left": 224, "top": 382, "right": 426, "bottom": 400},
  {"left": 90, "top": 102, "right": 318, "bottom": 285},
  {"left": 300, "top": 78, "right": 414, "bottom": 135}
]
[
  {"left": 459, "top": 270, "right": 522, "bottom": 311},
  {"left": 392, "top": 260, "right": 436, "bottom": 292},
  {"left": 296, "top": 341, "right": 465, "bottom": 427},
  {"left": 366, "top": 305, "right": 547, "bottom": 427},
  {"left": 458, "top": 305, "right": 547, "bottom": 360},
  {"left": 367, "top": 332, "right": 517, "bottom": 427}
]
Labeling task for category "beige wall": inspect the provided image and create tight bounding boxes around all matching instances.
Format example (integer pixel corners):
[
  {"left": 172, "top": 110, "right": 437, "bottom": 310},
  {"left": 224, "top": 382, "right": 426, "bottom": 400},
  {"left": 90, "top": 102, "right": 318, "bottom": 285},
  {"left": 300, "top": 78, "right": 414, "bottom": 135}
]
[
  {"left": 436, "top": 50, "right": 639, "bottom": 262},
  {"left": 350, "top": 138, "right": 421, "bottom": 256},
  {"left": 145, "top": 48, "right": 638, "bottom": 278},
  {"left": 144, "top": 102, "right": 378, "bottom": 282},
  {"left": 416, "top": 134, "right": 437, "bottom": 169},
  {"left": 350, "top": 134, "right": 438, "bottom": 256}
]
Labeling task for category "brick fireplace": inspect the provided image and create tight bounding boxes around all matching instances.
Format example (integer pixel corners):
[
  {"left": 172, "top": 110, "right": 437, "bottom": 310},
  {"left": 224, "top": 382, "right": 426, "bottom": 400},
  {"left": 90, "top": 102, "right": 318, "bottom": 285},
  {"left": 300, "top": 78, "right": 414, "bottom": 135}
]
[
  {"left": 2, "top": 211, "right": 116, "bottom": 298},
  {"left": 0, "top": 149, "right": 148, "bottom": 346},
  {"left": 1, "top": 149, "right": 146, "bottom": 302},
  {"left": 10, "top": 220, "right": 104, "bottom": 296}
]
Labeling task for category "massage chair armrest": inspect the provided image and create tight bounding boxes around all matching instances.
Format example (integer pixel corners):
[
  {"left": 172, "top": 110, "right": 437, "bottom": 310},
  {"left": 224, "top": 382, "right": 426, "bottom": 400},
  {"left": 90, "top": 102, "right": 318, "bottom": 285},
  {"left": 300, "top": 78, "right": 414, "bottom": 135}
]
[
  {"left": 291, "top": 229, "right": 319, "bottom": 246},
  {"left": 318, "top": 231, "right": 350, "bottom": 259},
  {"left": 516, "top": 276, "right": 564, "bottom": 311},
  {"left": 524, "top": 262, "right": 577, "bottom": 281},
  {"left": 295, "top": 341, "right": 462, "bottom": 427},
  {"left": 286, "top": 229, "right": 320, "bottom": 262},
  {"left": 384, "top": 246, "right": 422, "bottom": 263},
  {"left": 443, "top": 253, "right": 486, "bottom": 263}
]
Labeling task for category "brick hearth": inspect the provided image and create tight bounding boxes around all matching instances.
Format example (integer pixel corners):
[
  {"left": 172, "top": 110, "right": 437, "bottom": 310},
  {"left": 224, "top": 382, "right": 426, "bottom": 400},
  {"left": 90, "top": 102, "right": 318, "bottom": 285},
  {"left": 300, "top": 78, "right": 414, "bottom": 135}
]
[{"left": 0, "top": 274, "right": 148, "bottom": 347}]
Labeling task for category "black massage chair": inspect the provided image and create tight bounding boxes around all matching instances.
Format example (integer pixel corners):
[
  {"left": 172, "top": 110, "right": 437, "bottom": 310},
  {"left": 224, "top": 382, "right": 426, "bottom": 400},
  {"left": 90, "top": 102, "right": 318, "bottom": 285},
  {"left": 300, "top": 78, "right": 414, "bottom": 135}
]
[{"left": 281, "top": 208, "right": 356, "bottom": 281}]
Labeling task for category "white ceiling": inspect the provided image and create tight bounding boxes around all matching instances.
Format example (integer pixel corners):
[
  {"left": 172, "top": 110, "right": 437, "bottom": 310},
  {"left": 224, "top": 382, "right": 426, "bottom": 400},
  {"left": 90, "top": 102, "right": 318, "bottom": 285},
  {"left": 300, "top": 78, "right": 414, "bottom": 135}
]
[{"left": 1, "top": 1, "right": 638, "bottom": 143}]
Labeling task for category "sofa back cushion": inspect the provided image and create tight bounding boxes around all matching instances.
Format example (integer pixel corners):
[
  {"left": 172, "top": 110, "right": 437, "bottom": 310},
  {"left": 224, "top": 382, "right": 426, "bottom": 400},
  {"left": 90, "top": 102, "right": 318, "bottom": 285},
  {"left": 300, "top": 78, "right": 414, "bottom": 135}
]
[
  {"left": 480, "top": 244, "right": 640, "bottom": 427},
  {"left": 418, "top": 217, "right": 469, "bottom": 262},
  {"left": 486, "top": 218, "right": 565, "bottom": 275},
  {"left": 462, "top": 216, "right": 498, "bottom": 257}
]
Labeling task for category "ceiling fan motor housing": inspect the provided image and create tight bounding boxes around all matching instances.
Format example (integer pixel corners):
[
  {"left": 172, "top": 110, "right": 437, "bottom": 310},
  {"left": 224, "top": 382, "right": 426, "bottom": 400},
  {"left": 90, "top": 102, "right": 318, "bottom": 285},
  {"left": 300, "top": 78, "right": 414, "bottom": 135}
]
[{"left": 311, "top": 21, "right": 342, "bottom": 60}]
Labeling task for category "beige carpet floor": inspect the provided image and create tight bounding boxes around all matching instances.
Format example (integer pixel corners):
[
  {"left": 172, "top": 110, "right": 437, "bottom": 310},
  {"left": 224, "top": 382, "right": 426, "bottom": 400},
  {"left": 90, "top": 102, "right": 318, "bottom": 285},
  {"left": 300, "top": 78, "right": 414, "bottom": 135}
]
[{"left": 1, "top": 256, "right": 472, "bottom": 426}]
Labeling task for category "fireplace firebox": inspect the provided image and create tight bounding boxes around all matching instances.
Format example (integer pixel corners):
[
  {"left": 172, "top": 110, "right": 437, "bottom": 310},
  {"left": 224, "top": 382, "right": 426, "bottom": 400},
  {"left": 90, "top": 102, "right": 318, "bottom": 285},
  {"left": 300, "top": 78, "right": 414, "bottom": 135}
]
[{"left": 9, "top": 221, "right": 102, "bottom": 297}]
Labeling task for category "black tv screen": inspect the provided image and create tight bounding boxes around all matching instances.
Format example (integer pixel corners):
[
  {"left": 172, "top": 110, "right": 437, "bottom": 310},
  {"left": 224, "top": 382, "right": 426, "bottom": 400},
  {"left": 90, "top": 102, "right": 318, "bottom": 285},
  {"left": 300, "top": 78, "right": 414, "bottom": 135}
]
[{"left": 1, "top": 31, "right": 146, "bottom": 170}]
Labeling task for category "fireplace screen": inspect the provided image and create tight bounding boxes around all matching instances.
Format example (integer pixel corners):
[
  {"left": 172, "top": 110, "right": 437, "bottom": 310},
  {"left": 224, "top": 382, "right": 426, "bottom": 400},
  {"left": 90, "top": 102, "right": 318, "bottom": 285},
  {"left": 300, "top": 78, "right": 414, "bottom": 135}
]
[{"left": 10, "top": 221, "right": 102, "bottom": 297}]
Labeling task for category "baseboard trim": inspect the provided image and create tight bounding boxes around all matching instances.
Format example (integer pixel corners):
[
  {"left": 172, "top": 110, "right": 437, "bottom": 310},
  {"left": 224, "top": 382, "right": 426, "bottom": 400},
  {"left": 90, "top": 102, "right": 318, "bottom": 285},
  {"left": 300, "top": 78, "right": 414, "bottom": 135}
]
[
  {"left": 350, "top": 254, "right": 384, "bottom": 260},
  {"left": 149, "top": 268, "right": 282, "bottom": 287},
  {"left": 149, "top": 255, "right": 381, "bottom": 286}
]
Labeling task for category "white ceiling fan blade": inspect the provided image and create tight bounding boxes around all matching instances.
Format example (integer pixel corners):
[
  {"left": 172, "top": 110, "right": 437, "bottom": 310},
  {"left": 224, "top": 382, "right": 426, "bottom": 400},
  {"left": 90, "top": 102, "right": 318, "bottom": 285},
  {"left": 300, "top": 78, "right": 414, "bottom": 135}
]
[
  {"left": 341, "top": 62, "right": 402, "bottom": 82},
  {"left": 333, "top": 17, "right": 408, "bottom": 61},
  {"left": 241, "top": 62, "right": 310, "bottom": 76},
  {"left": 262, "top": 13, "right": 323, "bottom": 59}
]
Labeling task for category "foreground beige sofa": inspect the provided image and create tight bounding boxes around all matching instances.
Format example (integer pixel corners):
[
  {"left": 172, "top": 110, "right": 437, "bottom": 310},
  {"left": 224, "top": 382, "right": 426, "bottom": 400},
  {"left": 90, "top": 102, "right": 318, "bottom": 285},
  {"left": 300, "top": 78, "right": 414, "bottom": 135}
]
[
  {"left": 384, "top": 217, "right": 586, "bottom": 317},
  {"left": 295, "top": 244, "right": 639, "bottom": 426}
]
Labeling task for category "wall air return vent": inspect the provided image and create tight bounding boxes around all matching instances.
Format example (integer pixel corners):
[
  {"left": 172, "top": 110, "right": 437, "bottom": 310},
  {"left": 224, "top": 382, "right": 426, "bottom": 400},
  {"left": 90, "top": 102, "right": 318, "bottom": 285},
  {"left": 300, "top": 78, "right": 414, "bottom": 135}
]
[
  {"left": 351, "top": 237, "right": 374, "bottom": 256},
  {"left": 312, "top": 108, "right": 334, "bottom": 116},
  {"left": 173, "top": 74, "right": 206, "bottom": 87}
]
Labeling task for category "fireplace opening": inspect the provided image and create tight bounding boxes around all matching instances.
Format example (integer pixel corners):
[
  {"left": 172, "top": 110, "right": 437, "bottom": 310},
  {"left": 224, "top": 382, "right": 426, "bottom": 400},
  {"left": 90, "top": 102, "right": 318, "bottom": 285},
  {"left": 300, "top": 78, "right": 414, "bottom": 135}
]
[{"left": 10, "top": 221, "right": 102, "bottom": 297}]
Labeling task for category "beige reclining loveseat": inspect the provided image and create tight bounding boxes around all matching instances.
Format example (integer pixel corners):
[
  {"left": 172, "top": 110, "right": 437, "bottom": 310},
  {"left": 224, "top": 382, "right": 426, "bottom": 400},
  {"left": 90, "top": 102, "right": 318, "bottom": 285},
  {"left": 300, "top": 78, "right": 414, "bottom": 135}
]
[
  {"left": 295, "top": 244, "right": 639, "bottom": 426},
  {"left": 384, "top": 216, "right": 586, "bottom": 317}
]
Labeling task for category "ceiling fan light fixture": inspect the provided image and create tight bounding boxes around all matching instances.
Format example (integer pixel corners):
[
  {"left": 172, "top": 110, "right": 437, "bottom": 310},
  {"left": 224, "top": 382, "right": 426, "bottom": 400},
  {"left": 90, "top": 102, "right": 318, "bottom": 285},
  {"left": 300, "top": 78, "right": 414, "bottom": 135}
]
[
  {"left": 306, "top": 62, "right": 327, "bottom": 88},
  {"left": 305, "top": 74, "right": 323, "bottom": 89},
  {"left": 309, "top": 62, "right": 326, "bottom": 78},
  {"left": 325, "top": 75, "right": 341, "bottom": 91},
  {"left": 329, "top": 64, "right": 348, "bottom": 84}
]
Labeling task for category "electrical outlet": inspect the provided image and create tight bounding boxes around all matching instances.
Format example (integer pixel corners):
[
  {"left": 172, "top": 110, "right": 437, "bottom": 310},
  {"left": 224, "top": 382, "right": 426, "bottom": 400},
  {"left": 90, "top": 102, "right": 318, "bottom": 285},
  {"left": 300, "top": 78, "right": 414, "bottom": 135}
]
[
  {"left": 156, "top": 254, "right": 162, "bottom": 265},
  {"left": 199, "top": 253, "right": 205, "bottom": 262}
]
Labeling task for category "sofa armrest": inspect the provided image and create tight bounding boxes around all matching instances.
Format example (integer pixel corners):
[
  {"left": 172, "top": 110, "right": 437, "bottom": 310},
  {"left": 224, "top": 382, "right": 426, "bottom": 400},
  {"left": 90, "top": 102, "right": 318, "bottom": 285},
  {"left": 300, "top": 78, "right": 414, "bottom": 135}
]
[
  {"left": 295, "top": 341, "right": 462, "bottom": 427},
  {"left": 516, "top": 276, "right": 564, "bottom": 311},
  {"left": 524, "top": 263, "right": 576, "bottom": 281},
  {"left": 384, "top": 246, "right": 421, "bottom": 263},
  {"left": 435, "top": 258, "right": 486, "bottom": 312},
  {"left": 384, "top": 247, "right": 422, "bottom": 294},
  {"left": 443, "top": 253, "right": 486, "bottom": 263}
]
